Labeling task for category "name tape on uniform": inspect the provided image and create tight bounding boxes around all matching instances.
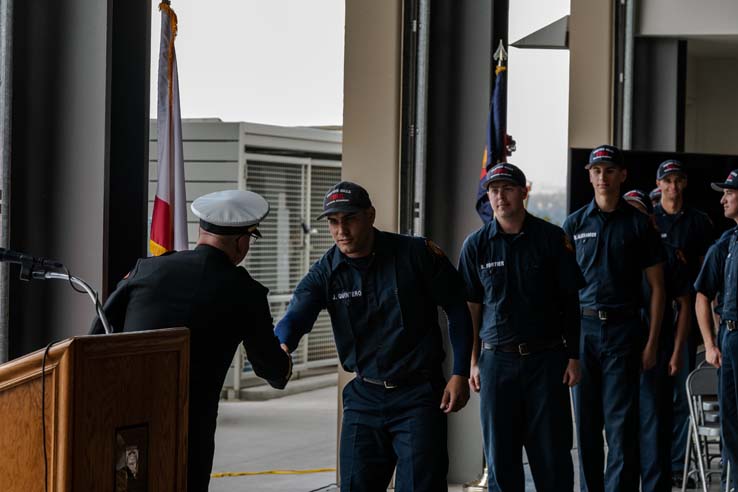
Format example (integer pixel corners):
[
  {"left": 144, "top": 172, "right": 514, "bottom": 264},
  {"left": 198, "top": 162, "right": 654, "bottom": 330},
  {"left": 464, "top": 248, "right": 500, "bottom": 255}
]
[
  {"left": 332, "top": 290, "right": 363, "bottom": 301},
  {"left": 480, "top": 261, "right": 505, "bottom": 270}
]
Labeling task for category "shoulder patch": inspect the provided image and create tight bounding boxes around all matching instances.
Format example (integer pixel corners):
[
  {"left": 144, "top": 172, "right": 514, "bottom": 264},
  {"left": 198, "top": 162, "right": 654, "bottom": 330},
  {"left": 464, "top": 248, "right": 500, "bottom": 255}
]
[
  {"left": 563, "top": 235, "right": 575, "bottom": 254},
  {"left": 426, "top": 239, "right": 446, "bottom": 258}
]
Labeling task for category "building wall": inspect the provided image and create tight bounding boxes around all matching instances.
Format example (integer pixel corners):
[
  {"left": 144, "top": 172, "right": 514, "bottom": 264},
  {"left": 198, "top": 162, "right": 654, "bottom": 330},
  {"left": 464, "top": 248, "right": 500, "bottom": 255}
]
[
  {"left": 638, "top": 0, "right": 738, "bottom": 37},
  {"left": 340, "top": 0, "right": 402, "bottom": 483},
  {"left": 632, "top": 39, "right": 683, "bottom": 152},
  {"left": 9, "top": 0, "right": 111, "bottom": 355},
  {"left": 568, "top": 0, "right": 614, "bottom": 147},
  {"left": 342, "top": 1, "right": 402, "bottom": 232},
  {"left": 424, "top": 0, "right": 491, "bottom": 482},
  {"left": 685, "top": 56, "right": 738, "bottom": 155}
]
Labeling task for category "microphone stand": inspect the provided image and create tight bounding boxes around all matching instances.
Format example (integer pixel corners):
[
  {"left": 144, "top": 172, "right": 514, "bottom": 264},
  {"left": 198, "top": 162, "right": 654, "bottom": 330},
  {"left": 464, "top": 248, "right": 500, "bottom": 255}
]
[{"left": 31, "top": 269, "right": 112, "bottom": 334}]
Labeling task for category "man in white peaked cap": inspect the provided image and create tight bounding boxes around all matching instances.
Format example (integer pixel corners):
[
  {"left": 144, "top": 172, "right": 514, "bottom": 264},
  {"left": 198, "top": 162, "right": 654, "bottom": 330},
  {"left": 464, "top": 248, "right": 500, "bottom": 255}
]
[{"left": 92, "top": 189, "right": 292, "bottom": 492}]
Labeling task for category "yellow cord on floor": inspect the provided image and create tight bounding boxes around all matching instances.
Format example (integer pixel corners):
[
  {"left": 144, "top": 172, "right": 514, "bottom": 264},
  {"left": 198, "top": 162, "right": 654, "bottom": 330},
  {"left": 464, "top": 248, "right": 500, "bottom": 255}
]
[{"left": 211, "top": 467, "right": 336, "bottom": 478}]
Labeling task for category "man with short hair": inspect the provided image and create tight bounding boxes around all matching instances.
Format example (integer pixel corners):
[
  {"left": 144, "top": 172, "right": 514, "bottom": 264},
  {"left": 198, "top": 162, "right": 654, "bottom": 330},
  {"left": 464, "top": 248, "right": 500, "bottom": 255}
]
[
  {"left": 694, "top": 172, "right": 738, "bottom": 362},
  {"left": 624, "top": 189, "right": 691, "bottom": 492},
  {"left": 275, "top": 181, "right": 473, "bottom": 492},
  {"left": 695, "top": 170, "right": 738, "bottom": 487},
  {"left": 91, "top": 189, "right": 293, "bottom": 492},
  {"left": 459, "top": 163, "right": 583, "bottom": 492},
  {"left": 653, "top": 159, "right": 715, "bottom": 485},
  {"left": 563, "top": 145, "right": 665, "bottom": 492}
]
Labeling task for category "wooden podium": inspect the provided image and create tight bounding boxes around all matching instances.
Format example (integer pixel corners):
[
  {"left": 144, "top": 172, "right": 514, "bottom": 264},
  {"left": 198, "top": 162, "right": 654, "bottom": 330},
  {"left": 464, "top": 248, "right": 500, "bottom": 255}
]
[{"left": 0, "top": 328, "right": 189, "bottom": 491}]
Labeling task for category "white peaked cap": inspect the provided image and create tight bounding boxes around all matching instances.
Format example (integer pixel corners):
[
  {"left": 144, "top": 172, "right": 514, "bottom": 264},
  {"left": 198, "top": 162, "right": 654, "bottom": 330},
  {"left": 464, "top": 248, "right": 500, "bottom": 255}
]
[{"left": 191, "top": 190, "right": 270, "bottom": 233}]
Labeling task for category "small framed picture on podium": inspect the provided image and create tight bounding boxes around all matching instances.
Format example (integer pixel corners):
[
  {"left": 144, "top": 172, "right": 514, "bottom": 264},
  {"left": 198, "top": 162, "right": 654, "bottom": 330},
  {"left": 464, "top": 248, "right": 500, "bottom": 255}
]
[{"left": 114, "top": 424, "right": 149, "bottom": 492}]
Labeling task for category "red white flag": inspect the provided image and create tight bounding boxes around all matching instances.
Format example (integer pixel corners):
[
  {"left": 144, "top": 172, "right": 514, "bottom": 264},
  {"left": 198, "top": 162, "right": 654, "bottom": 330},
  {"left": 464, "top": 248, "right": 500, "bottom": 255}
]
[{"left": 150, "top": 1, "right": 188, "bottom": 256}]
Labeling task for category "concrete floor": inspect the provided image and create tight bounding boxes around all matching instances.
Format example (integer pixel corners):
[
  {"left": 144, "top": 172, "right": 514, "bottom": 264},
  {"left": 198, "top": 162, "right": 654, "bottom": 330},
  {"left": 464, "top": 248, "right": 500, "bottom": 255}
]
[
  {"left": 209, "top": 384, "right": 725, "bottom": 491},
  {"left": 211, "top": 386, "right": 339, "bottom": 492}
]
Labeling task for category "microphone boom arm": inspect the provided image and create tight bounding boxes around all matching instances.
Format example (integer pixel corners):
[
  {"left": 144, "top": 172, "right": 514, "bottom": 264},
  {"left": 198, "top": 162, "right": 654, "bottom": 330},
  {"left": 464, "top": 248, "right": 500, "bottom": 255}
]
[{"left": 33, "top": 271, "right": 112, "bottom": 334}]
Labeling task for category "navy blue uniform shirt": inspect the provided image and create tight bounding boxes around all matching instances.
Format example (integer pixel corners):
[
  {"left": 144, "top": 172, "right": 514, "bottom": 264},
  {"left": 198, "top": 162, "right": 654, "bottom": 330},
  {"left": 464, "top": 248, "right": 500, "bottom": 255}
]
[
  {"left": 458, "top": 213, "right": 585, "bottom": 359},
  {"left": 563, "top": 198, "right": 664, "bottom": 311},
  {"left": 275, "top": 229, "right": 472, "bottom": 380},
  {"left": 694, "top": 226, "right": 737, "bottom": 316},
  {"left": 721, "top": 230, "right": 738, "bottom": 323},
  {"left": 654, "top": 204, "right": 713, "bottom": 281}
]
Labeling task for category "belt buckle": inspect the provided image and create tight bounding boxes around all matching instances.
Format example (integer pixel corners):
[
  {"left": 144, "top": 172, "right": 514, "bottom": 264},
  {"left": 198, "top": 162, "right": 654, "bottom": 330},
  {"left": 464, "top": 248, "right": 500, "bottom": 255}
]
[
  {"left": 383, "top": 380, "right": 398, "bottom": 389},
  {"left": 598, "top": 310, "right": 608, "bottom": 321},
  {"left": 518, "top": 343, "right": 530, "bottom": 356}
]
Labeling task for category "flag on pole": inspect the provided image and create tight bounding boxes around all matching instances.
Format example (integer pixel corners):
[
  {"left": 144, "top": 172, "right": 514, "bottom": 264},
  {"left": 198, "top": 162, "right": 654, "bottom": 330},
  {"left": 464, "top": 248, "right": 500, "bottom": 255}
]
[
  {"left": 150, "top": 1, "right": 188, "bottom": 256},
  {"left": 475, "top": 41, "right": 513, "bottom": 223}
]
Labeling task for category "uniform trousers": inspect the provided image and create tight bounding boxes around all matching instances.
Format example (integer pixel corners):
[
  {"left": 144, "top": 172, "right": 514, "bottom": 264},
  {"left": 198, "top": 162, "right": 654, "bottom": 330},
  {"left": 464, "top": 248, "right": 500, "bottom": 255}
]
[
  {"left": 479, "top": 347, "right": 574, "bottom": 492},
  {"left": 574, "top": 316, "right": 641, "bottom": 492},
  {"left": 187, "top": 408, "right": 218, "bottom": 492},
  {"left": 720, "top": 329, "right": 738, "bottom": 492},
  {"left": 671, "top": 328, "right": 693, "bottom": 474},
  {"left": 339, "top": 377, "right": 448, "bottom": 492},
  {"left": 639, "top": 339, "right": 674, "bottom": 492}
]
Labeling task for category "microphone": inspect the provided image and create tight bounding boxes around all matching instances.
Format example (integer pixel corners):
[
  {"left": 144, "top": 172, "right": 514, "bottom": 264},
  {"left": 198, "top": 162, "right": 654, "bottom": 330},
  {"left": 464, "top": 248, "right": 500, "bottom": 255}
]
[{"left": 0, "top": 248, "right": 65, "bottom": 270}]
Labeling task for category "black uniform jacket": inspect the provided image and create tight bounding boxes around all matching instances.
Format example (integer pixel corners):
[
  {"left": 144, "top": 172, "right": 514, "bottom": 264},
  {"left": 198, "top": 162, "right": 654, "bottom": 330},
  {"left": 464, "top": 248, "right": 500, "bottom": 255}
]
[{"left": 91, "top": 244, "right": 291, "bottom": 419}]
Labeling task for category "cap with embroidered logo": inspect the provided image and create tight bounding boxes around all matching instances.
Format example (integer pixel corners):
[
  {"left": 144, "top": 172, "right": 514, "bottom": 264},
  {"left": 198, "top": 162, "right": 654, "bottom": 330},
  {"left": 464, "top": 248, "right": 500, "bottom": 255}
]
[
  {"left": 657, "top": 159, "right": 686, "bottom": 180},
  {"left": 191, "top": 189, "right": 269, "bottom": 237},
  {"left": 482, "top": 163, "right": 527, "bottom": 188},
  {"left": 711, "top": 170, "right": 738, "bottom": 191},
  {"left": 316, "top": 181, "right": 373, "bottom": 220},
  {"left": 586, "top": 144, "right": 624, "bottom": 169}
]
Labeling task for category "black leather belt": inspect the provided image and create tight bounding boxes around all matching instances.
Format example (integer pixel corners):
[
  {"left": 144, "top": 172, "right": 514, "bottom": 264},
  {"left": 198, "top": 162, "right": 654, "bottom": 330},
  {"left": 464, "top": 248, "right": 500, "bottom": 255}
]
[
  {"left": 482, "top": 340, "right": 564, "bottom": 356},
  {"left": 356, "top": 374, "right": 427, "bottom": 389},
  {"left": 726, "top": 320, "right": 737, "bottom": 332},
  {"left": 581, "top": 307, "right": 637, "bottom": 323}
]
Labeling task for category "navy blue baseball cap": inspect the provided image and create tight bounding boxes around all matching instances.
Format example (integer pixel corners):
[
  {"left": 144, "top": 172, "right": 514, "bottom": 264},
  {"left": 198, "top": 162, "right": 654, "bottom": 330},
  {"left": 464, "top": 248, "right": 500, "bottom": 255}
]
[
  {"left": 482, "top": 163, "right": 527, "bottom": 188},
  {"left": 624, "top": 189, "right": 653, "bottom": 215},
  {"left": 657, "top": 159, "right": 686, "bottom": 180},
  {"left": 711, "top": 170, "right": 738, "bottom": 192},
  {"left": 586, "top": 145, "right": 625, "bottom": 169},
  {"left": 316, "top": 181, "right": 373, "bottom": 220}
]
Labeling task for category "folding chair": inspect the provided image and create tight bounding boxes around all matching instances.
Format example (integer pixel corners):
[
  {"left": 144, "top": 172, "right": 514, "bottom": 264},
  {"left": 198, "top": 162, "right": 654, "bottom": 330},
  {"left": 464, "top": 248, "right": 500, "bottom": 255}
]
[{"left": 682, "top": 362, "right": 722, "bottom": 492}]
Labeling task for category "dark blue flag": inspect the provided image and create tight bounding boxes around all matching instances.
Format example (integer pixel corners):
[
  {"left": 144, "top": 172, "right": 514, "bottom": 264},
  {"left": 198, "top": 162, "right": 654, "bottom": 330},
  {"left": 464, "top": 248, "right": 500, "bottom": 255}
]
[{"left": 475, "top": 65, "right": 507, "bottom": 223}]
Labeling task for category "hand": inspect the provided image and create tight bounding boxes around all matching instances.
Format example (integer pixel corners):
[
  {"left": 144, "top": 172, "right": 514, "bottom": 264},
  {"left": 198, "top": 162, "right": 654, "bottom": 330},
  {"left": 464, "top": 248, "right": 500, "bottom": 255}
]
[
  {"left": 706, "top": 345, "right": 722, "bottom": 368},
  {"left": 642, "top": 343, "right": 657, "bottom": 371},
  {"left": 280, "top": 343, "right": 290, "bottom": 354},
  {"left": 562, "top": 359, "right": 581, "bottom": 387},
  {"left": 469, "top": 362, "right": 481, "bottom": 393},
  {"left": 440, "top": 375, "right": 470, "bottom": 414},
  {"left": 668, "top": 349, "right": 683, "bottom": 376}
]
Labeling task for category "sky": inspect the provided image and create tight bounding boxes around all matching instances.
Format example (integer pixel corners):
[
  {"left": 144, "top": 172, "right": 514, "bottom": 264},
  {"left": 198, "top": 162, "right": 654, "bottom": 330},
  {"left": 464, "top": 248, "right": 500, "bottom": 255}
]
[
  {"left": 508, "top": 0, "right": 571, "bottom": 191},
  {"left": 150, "top": 0, "right": 345, "bottom": 126},
  {"left": 151, "top": 0, "right": 570, "bottom": 189}
]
